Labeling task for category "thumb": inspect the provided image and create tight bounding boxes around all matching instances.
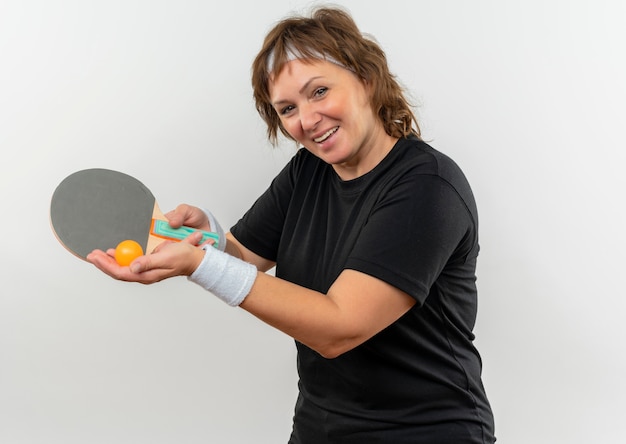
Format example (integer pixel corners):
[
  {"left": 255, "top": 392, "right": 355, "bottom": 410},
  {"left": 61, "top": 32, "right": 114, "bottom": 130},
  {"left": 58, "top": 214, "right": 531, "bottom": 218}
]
[
  {"left": 129, "top": 258, "right": 147, "bottom": 274},
  {"left": 165, "top": 210, "right": 184, "bottom": 228},
  {"left": 129, "top": 253, "right": 164, "bottom": 274},
  {"left": 165, "top": 203, "right": 192, "bottom": 228}
]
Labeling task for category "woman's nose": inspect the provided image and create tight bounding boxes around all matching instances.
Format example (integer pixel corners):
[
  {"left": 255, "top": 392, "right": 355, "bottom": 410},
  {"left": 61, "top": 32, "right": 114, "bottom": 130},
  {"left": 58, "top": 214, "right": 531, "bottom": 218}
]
[{"left": 299, "top": 103, "right": 321, "bottom": 132}]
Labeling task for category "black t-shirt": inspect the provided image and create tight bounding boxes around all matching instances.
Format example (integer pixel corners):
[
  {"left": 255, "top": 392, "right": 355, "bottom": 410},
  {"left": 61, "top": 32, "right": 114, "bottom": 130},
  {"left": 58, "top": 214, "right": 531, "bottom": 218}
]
[{"left": 231, "top": 136, "right": 495, "bottom": 443}]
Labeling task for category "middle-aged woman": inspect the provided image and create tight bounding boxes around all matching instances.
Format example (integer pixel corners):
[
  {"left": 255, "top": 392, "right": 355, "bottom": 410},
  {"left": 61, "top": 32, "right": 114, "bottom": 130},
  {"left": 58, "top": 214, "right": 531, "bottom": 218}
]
[{"left": 88, "top": 6, "right": 496, "bottom": 443}]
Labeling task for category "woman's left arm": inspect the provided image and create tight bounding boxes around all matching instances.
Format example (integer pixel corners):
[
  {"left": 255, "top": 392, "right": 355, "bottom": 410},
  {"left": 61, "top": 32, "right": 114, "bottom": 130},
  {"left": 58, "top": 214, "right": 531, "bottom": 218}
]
[{"left": 240, "top": 268, "right": 416, "bottom": 359}]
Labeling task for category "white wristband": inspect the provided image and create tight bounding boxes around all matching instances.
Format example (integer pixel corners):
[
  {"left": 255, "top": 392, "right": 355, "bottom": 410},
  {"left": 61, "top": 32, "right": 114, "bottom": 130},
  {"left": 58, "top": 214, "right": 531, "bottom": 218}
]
[
  {"left": 188, "top": 244, "right": 257, "bottom": 306},
  {"left": 203, "top": 208, "right": 226, "bottom": 252}
]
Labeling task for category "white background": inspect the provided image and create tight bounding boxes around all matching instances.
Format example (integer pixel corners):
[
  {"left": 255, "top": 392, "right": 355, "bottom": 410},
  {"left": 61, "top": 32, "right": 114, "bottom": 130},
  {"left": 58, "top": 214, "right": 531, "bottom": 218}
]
[{"left": 1, "top": 1, "right": 625, "bottom": 443}]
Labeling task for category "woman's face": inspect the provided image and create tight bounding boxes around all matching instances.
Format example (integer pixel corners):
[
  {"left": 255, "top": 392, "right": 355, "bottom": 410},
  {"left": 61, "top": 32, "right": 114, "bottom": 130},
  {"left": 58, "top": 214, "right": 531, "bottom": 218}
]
[{"left": 268, "top": 58, "right": 395, "bottom": 179}]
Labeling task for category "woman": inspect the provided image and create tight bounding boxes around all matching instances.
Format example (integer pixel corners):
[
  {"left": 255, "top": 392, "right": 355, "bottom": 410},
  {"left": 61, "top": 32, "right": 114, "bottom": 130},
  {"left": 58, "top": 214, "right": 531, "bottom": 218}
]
[{"left": 88, "top": 6, "right": 496, "bottom": 443}]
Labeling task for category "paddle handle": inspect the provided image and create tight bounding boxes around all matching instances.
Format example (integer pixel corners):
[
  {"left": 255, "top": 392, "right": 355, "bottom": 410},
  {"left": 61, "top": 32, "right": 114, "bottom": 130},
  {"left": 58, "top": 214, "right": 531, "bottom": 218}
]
[{"left": 151, "top": 219, "right": 220, "bottom": 249}]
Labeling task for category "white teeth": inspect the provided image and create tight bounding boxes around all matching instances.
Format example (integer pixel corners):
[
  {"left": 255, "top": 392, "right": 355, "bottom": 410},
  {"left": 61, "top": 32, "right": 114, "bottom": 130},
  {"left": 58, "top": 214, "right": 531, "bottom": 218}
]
[{"left": 314, "top": 127, "right": 338, "bottom": 143}]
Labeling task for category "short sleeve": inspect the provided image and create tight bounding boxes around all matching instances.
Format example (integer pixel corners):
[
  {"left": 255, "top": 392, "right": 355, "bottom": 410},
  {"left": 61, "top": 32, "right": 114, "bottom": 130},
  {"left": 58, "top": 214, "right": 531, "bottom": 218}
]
[{"left": 345, "top": 174, "right": 477, "bottom": 305}]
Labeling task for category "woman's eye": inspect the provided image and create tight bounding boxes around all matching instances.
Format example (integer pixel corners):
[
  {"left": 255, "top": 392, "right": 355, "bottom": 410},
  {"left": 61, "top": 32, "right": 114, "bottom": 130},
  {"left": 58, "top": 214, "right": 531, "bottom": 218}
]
[
  {"left": 280, "top": 105, "right": 295, "bottom": 115},
  {"left": 313, "top": 87, "right": 328, "bottom": 98}
]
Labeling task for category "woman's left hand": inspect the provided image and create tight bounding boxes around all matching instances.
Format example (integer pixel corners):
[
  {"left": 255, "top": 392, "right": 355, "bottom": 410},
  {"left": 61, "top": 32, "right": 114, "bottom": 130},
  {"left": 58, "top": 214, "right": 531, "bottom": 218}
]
[{"left": 86, "top": 231, "right": 206, "bottom": 284}]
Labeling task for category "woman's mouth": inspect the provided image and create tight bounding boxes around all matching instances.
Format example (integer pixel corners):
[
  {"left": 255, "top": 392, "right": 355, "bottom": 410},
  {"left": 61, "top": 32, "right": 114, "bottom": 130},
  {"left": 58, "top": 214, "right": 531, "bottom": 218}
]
[{"left": 313, "top": 127, "right": 339, "bottom": 143}]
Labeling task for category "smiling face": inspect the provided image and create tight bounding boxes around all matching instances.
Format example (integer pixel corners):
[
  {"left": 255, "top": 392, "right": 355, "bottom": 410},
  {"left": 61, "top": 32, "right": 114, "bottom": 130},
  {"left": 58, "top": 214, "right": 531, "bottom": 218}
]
[{"left": 269, "top": 59, "right": 398, "bottom": 180}]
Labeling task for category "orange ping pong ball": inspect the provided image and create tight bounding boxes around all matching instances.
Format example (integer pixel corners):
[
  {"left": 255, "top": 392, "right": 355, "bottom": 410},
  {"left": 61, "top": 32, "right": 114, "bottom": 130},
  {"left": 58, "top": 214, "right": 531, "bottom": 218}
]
[{"left": 114, "top": 239, "right": 144, "bottom": 266}]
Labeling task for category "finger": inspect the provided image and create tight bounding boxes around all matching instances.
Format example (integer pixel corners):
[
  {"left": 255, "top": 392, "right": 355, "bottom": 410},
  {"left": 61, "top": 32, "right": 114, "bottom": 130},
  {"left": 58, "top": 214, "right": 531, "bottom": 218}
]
[
  {"left": 87, "top": 250, "right": 133, "bottom": 280},
  {"left": 87, "top": 249, "right": 115, "bottom": 266},
  {"left": 164, "top": 208, "right": 183, "bottom": 228},
  {"left": 132, "top": 242, "right": 201, "bottom": 277},
  {"left": 182, "top": 231, "right": 204, "bottom": 246},
  {"left": 200, "top": 238, "right": 217, "bottom": 248},
  {"left": 128, "top": 248, "right": 178, "bottom": 274},
  {"left": 151, "top": 240, "right": 175, "bottom": 254},
  {"left": 166, "top": 203, "right": 195, "bottom": 228},
  {"left": 85, "top": 249, "right": 158, "bottom": 283}
]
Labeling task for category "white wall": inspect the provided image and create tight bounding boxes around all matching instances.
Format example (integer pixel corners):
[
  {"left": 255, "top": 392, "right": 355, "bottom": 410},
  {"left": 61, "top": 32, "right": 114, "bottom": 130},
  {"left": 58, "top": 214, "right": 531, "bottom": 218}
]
[{"left": 1, "top": 1, "right": 624, "bottom": 443}]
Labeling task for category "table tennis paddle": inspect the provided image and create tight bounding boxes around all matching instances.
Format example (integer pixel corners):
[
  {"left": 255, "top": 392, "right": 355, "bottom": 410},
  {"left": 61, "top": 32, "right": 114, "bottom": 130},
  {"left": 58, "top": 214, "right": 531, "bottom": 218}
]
[{"left": 50, "top": 168, "right": 220, "bottom": 261}]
